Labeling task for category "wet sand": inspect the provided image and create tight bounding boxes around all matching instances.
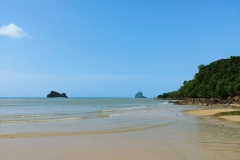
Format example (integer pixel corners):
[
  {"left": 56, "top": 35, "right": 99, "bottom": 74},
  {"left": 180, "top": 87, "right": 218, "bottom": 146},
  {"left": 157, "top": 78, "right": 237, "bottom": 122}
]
[
  {"left": 218, "top": 116, "right": 240, "bottom": 122},
  {"left": 1, "top": 105, "right": 240, "bottom": 160},
  {"left": 0, "top": 127, "right": 228, "bottom": 160},
  {"left": 184, "top": 108, "right": 238, "bottom": 116},
  {"left": 185, "top": 108, "right": 240, "bottom": 123}
]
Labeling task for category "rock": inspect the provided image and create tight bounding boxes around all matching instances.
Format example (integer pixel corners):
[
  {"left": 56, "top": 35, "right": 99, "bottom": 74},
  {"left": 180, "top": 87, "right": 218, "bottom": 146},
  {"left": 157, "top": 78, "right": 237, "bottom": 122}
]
[
  {"left": 171, "top": 97, "right": 240, "bottom": 108},
  {"left": 47, "top": 91, "right": 68, "bottom": 98},
  {"left": 135, "top": 92, "right": 147, "bottom": 98},
  {"left": 230, "top": 103, "right": 240, "bottom": 108}
]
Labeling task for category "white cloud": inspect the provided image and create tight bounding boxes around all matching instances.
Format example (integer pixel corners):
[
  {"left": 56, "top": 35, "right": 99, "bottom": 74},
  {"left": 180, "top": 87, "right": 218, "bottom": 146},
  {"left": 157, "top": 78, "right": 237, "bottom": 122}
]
[{"left": 0, "top": 24, "right": 32, "bottom": 39}]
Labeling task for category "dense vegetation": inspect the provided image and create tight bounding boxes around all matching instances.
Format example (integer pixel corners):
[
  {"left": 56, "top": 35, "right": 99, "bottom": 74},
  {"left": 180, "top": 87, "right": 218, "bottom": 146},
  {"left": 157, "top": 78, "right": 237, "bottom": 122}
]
[
  {"left": 47, "top": 91, "right": 68, "bottom": 98},
  {"left": 157, "top": 56, "right": 240, "bottom": 99}
]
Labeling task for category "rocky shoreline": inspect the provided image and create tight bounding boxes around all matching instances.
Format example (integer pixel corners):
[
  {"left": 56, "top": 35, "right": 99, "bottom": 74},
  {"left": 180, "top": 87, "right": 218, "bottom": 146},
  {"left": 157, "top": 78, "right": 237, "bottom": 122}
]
[{"left": 165, "top": 96, "right": 240, "bottom": 108}]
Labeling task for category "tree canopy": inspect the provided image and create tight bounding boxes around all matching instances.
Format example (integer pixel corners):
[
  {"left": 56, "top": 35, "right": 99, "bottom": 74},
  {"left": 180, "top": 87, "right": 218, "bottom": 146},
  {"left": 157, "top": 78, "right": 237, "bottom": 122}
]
[{"left": 157, "top": 56, "right": 240, "bottom": 99}]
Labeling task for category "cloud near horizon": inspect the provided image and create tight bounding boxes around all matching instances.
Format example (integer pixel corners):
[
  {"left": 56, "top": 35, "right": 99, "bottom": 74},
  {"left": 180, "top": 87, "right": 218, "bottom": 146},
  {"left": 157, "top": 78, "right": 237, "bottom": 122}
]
[{"left": 0, "top": 24, "right": 32, "bottom": 39}]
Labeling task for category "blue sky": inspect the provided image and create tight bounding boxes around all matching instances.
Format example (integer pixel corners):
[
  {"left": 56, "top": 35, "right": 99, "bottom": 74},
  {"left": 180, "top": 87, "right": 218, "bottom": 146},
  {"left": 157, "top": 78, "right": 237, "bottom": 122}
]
[{"left": 0, "top": 0, "right": 239, "bottom": 97}]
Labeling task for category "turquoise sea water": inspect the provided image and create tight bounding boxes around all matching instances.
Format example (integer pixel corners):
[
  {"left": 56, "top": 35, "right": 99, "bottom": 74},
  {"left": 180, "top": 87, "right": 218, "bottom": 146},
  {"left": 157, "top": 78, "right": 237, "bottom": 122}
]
[
  {"left": 1, "top": 98, "right": 240, "bottom": 159},
  {"left": 0, "top": 98, "right": 180, "bottom": 137}
]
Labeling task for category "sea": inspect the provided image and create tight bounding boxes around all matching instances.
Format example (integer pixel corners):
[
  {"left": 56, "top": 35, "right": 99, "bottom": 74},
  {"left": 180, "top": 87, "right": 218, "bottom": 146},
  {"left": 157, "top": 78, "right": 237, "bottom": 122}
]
[
  {"left": 0, "top": 98, "right": 181, "bottom": 137},
  {"left": 1, "top": 98, "right": 240, "bottom": 159}
]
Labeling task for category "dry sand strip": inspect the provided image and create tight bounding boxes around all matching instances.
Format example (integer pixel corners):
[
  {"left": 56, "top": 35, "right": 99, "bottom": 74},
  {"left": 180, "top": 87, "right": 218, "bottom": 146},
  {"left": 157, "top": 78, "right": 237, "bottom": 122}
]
[{"left": 184, "top": 109, "right": 240, "bottom": 123}]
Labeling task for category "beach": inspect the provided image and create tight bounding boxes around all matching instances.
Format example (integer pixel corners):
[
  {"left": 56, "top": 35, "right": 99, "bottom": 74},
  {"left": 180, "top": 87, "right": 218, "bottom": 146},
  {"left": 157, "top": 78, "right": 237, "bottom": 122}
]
[
  {"left": 1, "top": 98, "right": 240, "bottom": 160},
  {"left": 184, "top": 108, "right": 238, "bottom": 116},
  {"left": 185, "top": 108, "right": 240, "bottom": 122},
  {"left": 0, "top": 129, "right": 225, "bottom": 160}
]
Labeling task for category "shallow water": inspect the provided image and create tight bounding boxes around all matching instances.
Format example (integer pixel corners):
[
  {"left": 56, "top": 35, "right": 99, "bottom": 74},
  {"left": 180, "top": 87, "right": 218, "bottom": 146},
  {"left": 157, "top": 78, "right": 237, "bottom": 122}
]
[
  {"left": 0, "top": 98, "right": 177, "bottom": 137},
  {"left": 214, "top": 111, "right": 240, "bottom": 116},
  {"left": 1, "top": 98, "right": 240, "bottom": 159}
]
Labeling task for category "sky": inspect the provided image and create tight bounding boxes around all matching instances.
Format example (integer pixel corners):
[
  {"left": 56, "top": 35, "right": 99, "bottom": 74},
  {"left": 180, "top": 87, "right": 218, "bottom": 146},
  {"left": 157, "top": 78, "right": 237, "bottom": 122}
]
[{"left": 0, "top": 0, "right": 240, "bottom": 98}]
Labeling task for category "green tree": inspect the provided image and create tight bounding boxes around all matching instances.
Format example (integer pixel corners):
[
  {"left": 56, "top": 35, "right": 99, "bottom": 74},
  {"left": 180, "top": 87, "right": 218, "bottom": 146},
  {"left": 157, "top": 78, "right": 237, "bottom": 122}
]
[{"left": 157, "top": 56, "right": 240, "bottom": 99}]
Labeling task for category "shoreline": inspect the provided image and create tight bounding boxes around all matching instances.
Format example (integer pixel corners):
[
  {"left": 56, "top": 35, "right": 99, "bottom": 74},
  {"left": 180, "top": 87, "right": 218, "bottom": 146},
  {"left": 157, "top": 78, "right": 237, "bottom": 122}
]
[
  {"left": 166, "top": 97, "right": 240, "bottom": 108},
  {"left": 157, "top": 97, "right": 240, "bottom": 123},
  {"left": 165, "top": 97, "right": 240, "bottom": 123},
  {"left": 184, "top": 108, "right": 240, "bottom": 123}
]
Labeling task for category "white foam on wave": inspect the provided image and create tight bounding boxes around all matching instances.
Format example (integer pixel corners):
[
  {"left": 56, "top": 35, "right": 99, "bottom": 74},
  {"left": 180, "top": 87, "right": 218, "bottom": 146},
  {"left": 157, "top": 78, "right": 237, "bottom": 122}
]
[
  {"left": 0, "top": 117, "right": 83, "bottom": 123},
  {"left": 2, "top": 114, "right": 55, "bottom": 118},
  {"left": 125, "top": 106, "right": 146, "bottom": 110},
  {"left": 161, "top": 102, "right": 169, "bottom": 104},
  {"left": 105, "top": 106, "right": 146, "bottom": 112},
  {"left": 110, "top": 112, "right": 130, "bottom": 117},
  {"left": 139, "top": 109, "right": 157, "bottom": 113}
]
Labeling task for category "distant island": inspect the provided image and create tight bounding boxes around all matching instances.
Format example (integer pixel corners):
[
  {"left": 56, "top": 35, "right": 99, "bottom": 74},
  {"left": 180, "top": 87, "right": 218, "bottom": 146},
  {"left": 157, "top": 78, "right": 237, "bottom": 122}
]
[
  {"left": 135, "top": 92, "right": 147, "bottom": 98},
  {"left": 47, "top": 91, "right": 68, "bottom": 98}
]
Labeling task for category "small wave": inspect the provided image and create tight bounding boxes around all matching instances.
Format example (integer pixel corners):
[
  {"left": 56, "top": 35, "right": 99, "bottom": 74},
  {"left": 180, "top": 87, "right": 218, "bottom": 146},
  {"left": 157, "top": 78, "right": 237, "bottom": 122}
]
[
  {"left": 104, "top": 106, "right": 146, "bottom": 112},
  {"left": 2, "top": 114, "right": 54, "bottom": 118},
  {"left": 0, "top": 117, "right": 83, "bottom": 123},
  {"left": 125, "top": 106, "right": 146, "bottom": 110},
  {"left": 1, "top": 113, "right": 72, "bottom": 118},
  {"left": 161, "top": 102, "right": 169, "bottom": 104},
  {"left": 84, "top": 110, "right": 106, "bottom": 115},
  {"left": 110, "top": 113, "right": 130, "bottom": 117},
  {"left": 100, "top": 114, "right": 110, "bottom": 118},
  {"left": 139, "top": 109, "right": 157, "bottom": 113},
  {"left": 81, "top": 114, "right": 110, "bottom": 119}
]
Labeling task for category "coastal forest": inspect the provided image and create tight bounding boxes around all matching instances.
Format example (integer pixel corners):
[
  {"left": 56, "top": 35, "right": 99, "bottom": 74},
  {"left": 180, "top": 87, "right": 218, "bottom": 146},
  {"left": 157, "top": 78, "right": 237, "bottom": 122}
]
[{"left": 157, "top": 56, "right": 240, "bottom": 99}]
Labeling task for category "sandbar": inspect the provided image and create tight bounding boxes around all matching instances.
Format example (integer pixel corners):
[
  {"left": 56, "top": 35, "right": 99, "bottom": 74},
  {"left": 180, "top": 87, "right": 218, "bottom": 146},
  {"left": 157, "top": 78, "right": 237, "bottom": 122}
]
[
  {"left": 218, "top": 116, "right": 240, "bottom": 122},
  {"left": 184, "top": 108, "right": 240, "bottom": 123},
  {"left": 184, "top": 108, "right": 238, "bottom": 116}
]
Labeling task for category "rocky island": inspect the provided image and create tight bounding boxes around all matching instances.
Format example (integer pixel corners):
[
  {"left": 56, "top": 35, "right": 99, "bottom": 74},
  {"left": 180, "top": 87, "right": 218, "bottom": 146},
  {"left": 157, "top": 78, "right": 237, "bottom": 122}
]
[
  {"left": 47, "top": 91, "right": 68, "bottom": 98},
  {"left": 135, "top": 92, "right": 147, "bottom": 98}
]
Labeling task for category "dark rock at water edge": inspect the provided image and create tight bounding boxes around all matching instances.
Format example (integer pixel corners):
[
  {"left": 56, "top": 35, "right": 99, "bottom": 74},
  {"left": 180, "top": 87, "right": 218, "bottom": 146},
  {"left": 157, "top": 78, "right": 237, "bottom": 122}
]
[
  {"left": 170, "top": 97, "right": 240, "bottom": 108},
  {"left": 135, "top": 92, "right": 147, "bottom": 98},
  {"left": 47, "top": 91, "right": 68, "bottom": 98}
]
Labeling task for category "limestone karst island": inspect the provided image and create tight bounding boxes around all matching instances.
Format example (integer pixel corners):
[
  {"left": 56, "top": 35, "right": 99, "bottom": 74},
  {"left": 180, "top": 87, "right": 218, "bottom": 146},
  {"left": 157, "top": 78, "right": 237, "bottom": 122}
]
[
  {"left": 47, "top": 91, "right": 68, "bottom": 98},
  {"left": 135, "top": 91, "right": 147, "bottom": 98}
]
